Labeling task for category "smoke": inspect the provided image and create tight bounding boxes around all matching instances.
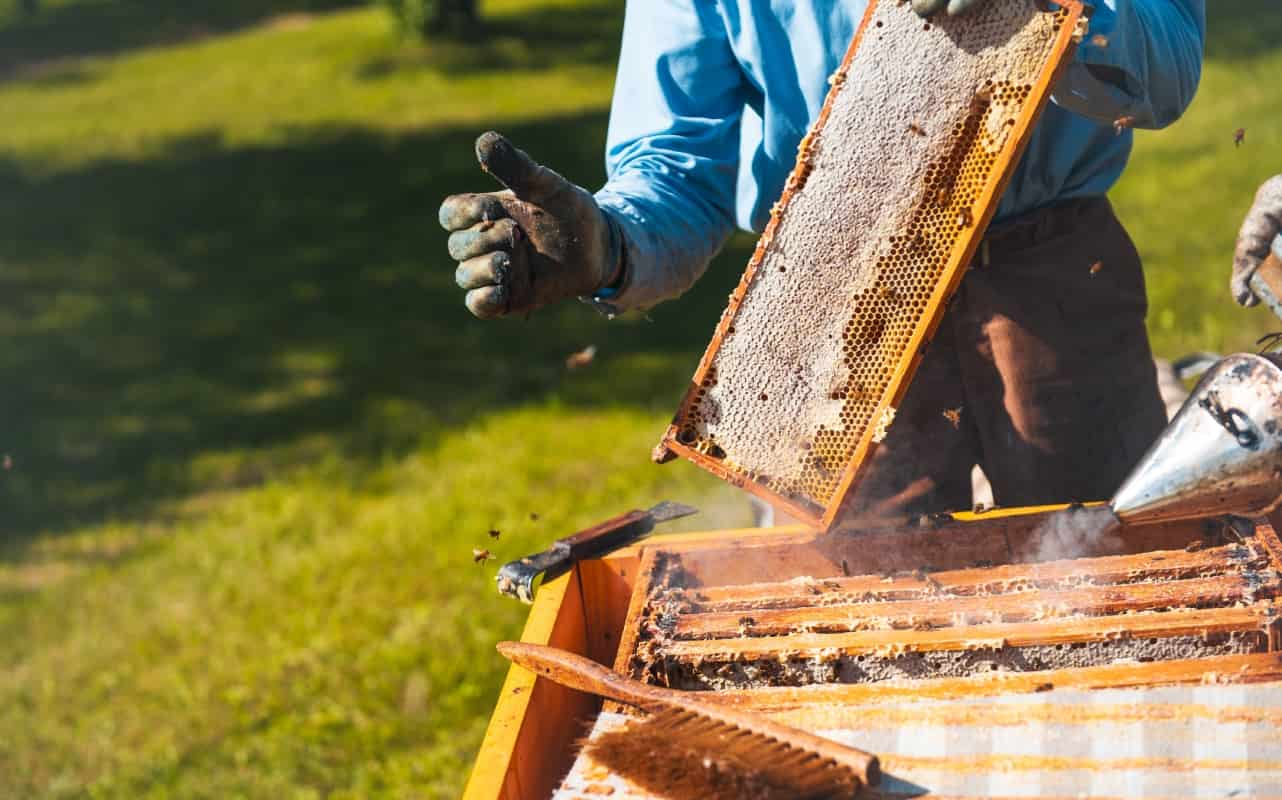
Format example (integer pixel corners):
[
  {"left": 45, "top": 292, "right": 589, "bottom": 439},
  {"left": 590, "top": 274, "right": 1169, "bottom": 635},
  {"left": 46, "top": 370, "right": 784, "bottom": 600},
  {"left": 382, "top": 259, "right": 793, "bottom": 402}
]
[{"left": 1016, "top": 506, "right": 1123, "bottom": 564}]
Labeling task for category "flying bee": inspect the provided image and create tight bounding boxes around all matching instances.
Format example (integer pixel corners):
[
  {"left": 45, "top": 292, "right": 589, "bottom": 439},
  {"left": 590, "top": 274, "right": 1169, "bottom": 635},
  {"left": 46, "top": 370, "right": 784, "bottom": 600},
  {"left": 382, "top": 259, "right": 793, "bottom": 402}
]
[
  {"left": 1112, "top": 115, "right": 1137, "bottom": 136},
  {"left": 565, "top": 345, "right": 597, "bottom": 370}
]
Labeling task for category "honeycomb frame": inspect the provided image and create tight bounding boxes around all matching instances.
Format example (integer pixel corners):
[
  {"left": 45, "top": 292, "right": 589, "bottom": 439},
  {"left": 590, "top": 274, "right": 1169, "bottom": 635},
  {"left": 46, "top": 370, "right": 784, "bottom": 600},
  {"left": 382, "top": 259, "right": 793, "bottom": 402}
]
[
  {"left": 655, "top": 0, "right": 1090, "bottom": 530},
  {"left": 614, "top": 514, "right": 1282, "bottom": 694}
]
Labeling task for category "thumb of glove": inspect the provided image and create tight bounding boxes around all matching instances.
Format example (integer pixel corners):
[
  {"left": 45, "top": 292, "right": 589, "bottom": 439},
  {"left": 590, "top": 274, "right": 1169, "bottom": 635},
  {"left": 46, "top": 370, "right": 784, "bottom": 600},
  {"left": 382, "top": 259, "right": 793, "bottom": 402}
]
[{"left": 475, "top": 131, "right": 568, "bottom": 205}]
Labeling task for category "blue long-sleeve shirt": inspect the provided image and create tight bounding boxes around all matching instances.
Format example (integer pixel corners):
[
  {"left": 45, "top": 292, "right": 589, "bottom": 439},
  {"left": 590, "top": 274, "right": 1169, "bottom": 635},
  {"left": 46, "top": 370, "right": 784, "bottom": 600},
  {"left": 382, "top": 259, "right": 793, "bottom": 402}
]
[{"left": 594, "top": 0, "right": 1205, "bottom": 311}]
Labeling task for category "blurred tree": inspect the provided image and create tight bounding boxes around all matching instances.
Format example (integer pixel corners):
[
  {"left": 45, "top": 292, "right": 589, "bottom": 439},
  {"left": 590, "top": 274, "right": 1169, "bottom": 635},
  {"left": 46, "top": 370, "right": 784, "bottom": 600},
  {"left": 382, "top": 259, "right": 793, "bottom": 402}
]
[
  {"left": 20, "top": 0, "right": 38, "bottom": 17},
  {"left": 380, "top": 0, "right": 478, "bottom": 38}
]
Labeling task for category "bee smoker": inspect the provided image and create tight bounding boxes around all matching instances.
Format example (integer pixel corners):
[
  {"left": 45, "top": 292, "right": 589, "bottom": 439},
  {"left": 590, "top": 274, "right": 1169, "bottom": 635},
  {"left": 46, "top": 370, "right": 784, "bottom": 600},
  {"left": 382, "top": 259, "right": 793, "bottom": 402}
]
[{"left": 1110, "top": 351, "right": 1282, "bottom": 526}]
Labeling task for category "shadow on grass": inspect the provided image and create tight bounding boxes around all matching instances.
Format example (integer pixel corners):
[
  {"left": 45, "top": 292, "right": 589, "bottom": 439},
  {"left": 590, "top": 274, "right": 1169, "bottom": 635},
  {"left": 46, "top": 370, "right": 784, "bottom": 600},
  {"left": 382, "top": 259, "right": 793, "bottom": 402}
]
[
  {"left": 0, "top": 113, "right": 750, "bottom": 544},
  {"left": 1206, "top": 0, "right": 1282, "bottom": 63},
  {"left": 0, "top": 0, "right": 363, "bottom": 77},
  {"left": 355, "top": 0, "right": 622, "bottom": 78}
]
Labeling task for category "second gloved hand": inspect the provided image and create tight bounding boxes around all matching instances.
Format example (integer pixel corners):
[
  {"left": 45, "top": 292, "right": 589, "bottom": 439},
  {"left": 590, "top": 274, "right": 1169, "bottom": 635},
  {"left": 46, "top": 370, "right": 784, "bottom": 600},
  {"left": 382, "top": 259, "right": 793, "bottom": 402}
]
[
  {"left": 1232, "top": 175, "right": 1282, "bottom": 307},
  {"left": 439, "top": 132, "right": 623, "bottom": 319}
]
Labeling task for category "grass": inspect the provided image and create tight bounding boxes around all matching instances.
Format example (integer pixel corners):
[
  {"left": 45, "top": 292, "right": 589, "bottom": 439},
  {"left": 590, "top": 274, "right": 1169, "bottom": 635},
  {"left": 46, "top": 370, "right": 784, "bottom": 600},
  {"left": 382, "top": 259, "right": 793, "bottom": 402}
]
[{"left": 0, "top": 0, "right": 1279, "bottom": 796}]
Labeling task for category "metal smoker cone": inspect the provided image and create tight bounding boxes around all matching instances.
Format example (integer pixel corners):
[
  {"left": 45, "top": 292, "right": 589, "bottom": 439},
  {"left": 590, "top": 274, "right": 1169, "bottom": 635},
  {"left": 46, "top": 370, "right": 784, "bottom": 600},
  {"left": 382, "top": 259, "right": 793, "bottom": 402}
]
[{"left": 1111, "top": 353, "right": 1282, "bottom": 525}]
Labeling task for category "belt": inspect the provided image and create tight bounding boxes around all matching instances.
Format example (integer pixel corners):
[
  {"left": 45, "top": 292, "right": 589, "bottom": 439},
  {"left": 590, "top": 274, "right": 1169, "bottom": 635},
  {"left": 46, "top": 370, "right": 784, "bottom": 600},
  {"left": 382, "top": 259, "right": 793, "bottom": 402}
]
[{"left": 975, "top": 196, "right": 1106, "bottom": 268}]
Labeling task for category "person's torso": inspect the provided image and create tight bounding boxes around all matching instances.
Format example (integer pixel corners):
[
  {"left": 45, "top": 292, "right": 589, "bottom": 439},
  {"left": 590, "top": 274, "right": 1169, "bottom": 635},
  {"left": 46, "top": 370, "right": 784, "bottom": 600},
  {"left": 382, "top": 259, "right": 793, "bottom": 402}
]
[{"left": 716, "top": 0, "right": 1130, "bottom": 232}]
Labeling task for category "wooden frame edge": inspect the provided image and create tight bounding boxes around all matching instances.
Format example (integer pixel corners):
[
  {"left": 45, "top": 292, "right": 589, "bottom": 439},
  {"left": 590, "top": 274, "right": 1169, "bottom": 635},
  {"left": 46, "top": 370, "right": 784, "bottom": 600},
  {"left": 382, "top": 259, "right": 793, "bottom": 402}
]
[
  {"left": 462, "top": 571, "right": 589, "bottom": 800},
  {"left": 715, "top": 651, "right": 1282, "bottom": 711}
]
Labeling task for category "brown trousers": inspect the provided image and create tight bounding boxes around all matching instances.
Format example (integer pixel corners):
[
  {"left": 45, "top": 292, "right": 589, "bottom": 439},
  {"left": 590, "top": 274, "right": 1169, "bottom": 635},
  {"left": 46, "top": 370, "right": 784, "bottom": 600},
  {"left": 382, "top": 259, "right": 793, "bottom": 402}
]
[{"left": 846, "top": 197, "right": 1168, "bottom": 517}]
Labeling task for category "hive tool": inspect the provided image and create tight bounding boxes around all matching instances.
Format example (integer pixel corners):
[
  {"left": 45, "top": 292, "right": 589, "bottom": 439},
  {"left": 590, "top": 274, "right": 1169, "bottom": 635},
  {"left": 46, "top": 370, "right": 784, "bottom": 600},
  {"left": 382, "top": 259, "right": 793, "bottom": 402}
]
[{"left": 496, "top": 501, "right": 698, "bottom": 603}]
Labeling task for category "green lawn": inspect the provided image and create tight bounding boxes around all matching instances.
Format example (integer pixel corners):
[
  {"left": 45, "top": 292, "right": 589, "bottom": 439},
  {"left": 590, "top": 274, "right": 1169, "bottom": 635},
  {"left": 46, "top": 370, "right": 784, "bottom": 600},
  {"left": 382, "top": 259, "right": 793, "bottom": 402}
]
[{"left": 0, "top": 1, "right": 1279, "bottom": 797}]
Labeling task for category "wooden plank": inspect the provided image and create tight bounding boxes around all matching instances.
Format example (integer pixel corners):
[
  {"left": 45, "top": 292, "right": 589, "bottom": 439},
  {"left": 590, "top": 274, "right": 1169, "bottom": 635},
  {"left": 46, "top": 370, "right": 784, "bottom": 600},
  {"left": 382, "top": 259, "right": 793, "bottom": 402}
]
[
  {"left": 1258, "top": 515, "right": 1282, "bottom": 570},
  {"left": 712, "top": 652, "right": 1282, "bottom": 712},
  {"left": 657, "top": 512, "right": 1230, "bottom": 591},
  {"left": 658, "top": 606, "right": 1272, "bottom": 662},
  {"left": 612, "top": 524, "right": 814, "bottom": 555},
  {"left": 673, "top": 574, "right": 1254, "bottom": 640},
  {"left": 611, "top": 547, "right": 660, "bottom": 676},
  {"left": 620, "top": 510, "right": 1219, "bottom": 587},
  {"left": 462, "top": 569, "right": 594, "bottom": 800},
  {"left": 685, "top": 542, "right": 1263, "bottom": 612},
  {"left": 670, "top": 519, "right": 1013, "bottom": 587},
  {"left": 577, "top": 552, "right": 637, "bottom": 668},
  {"left": 511, "top": 568, "right": 598, "bottom": 799}
]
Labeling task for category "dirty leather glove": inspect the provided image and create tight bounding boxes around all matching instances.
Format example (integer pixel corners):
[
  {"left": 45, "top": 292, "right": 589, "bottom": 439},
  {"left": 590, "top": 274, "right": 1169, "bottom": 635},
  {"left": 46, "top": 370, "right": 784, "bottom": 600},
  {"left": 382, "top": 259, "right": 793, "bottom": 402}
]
[
  {"left": 912, "top": 0, "right": 989, "bottom": 17},
  {"left": 439, "top": 132, "right": 623, "bottom": 319},
  {"left": 1232, "top": 175, "right": 1282, "bottom": 307}
]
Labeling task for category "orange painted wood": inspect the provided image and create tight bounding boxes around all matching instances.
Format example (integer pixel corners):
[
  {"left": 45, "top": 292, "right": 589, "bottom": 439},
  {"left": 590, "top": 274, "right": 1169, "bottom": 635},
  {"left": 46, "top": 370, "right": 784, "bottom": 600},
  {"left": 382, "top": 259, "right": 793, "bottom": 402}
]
[
  {"left": 462, "top": 570, "right": 595, "bottom": 800},
  {"left": 687, "top": 542, "right": 1262, "bottom": 612},
  {"left": 1258, "top": 516, "right": 1282, "bottom": 570},
  {"left": 659, "top": 606, "right": 1272, "bottom": 662},
  {"left": 712, "top": 652, "right": 1282, "bottom": 712},
  {"left": 611, "top": 548, "right": 660, "bottom": 675},
  {"left": 662, "top": 511, "right": 1217, "bottom": 590},
  {"left": 674, "top": 573, "right": 1255, "bottom": 640},
  {"left": 577, "top": 553, "right": 637, "bottom": 668}
]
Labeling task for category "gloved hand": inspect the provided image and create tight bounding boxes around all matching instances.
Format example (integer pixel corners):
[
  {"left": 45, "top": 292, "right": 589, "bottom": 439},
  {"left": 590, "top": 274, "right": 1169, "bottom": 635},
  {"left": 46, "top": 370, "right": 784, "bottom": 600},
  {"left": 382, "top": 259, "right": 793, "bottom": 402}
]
[
  {"left": 1232, "top": 175, "right": 1282, "bottom": 307},
  {"left": 911, "top": 0, "right": 988, "bottom": 17},
  {"left": 439, "top": 132, "right": 623, "bottom": 319}
]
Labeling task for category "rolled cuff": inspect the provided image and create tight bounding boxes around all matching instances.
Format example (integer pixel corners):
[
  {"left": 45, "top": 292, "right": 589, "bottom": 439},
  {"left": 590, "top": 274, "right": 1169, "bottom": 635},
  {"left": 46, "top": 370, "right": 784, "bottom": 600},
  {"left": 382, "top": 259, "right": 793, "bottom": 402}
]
[{"left": 590, "top": 188, "right": 731, "bottom": 314}]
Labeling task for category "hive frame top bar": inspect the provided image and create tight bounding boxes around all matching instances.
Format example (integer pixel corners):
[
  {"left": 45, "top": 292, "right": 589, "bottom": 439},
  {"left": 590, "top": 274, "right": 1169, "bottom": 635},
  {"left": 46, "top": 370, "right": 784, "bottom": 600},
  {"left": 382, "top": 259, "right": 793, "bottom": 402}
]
[{"left": 655, "top": 0, "right": 1089, "bottom": 530}]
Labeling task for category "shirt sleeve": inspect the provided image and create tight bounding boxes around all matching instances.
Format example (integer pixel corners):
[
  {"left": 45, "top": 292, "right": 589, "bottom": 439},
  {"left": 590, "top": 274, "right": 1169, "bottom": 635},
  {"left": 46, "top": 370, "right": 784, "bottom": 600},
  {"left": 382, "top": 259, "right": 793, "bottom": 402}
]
[
  {"left": 1051, "top": 0, "right": 1205, "bottom": 130},
  {"left": 591, "top": 1, "right": 749, "bottom": 312}
]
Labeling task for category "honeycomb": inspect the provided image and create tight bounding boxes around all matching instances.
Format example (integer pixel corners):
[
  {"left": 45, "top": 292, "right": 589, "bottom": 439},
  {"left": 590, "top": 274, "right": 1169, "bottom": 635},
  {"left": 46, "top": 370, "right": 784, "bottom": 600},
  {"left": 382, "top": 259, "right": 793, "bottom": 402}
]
[
  {"left": 658, "top": 0, "right": 1087, "bottom": 528},
  {"left": 625, "top": 539, "right": 1280, "bottom": 692}
]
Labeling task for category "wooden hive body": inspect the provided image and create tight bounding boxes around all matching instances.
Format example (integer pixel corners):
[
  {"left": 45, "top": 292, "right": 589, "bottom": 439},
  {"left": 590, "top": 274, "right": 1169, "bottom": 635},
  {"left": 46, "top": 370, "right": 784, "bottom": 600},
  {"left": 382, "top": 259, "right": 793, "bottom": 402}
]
[
  {"left": 463, "top": 508, "right": 1282, "bottom": 799},
  {"left": 657, "top": 0, "right": 1088, "bottom": 528},
  {"left": 553, "top": 510, "right": 1282, "bottom": 798}
]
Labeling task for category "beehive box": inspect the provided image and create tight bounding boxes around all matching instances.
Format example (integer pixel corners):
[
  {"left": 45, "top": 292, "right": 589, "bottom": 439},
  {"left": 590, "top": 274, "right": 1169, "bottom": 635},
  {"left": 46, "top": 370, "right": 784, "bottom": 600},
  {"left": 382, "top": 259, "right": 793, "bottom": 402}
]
[
  {"left": 464, "top": 507, "right": 1282, "bottom": 799},
  {"left": 655, "top": 0, "right": 1089, "bottom": 529}
]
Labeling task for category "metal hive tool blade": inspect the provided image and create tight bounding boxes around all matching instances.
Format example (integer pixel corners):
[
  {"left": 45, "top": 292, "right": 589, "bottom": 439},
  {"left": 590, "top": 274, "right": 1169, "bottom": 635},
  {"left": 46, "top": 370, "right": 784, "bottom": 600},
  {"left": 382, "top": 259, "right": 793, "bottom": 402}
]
[{"left": 655, "top": 0, "right": 1089, "bottom": 529}]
